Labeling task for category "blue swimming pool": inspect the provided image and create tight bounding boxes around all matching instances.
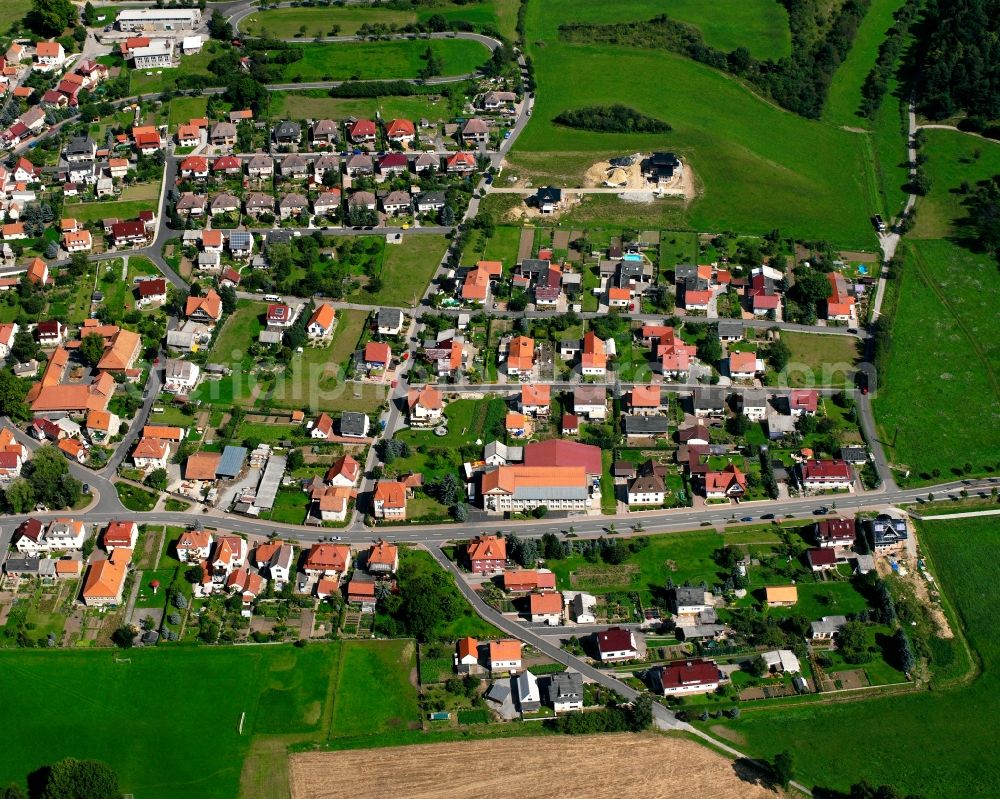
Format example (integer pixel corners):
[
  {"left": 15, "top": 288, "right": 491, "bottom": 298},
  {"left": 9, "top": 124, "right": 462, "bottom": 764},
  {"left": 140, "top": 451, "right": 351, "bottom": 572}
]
[
  {"left": 623, "top": 253, "right": 643, "bottom": 262},
  {"left": 857, "top": 265, "right": 868, "bottom": 275}
]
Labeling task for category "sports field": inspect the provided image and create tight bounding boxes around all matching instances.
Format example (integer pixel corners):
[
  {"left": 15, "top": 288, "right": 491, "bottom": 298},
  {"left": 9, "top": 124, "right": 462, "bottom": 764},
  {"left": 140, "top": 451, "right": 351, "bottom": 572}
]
[
  {"left": 714, "top": 517, "right": 998, "bottom": 798},
  {"left": 511, "top": 0, "right": 877, "bottom": 245},
  {"left": 279, "top": 39, "right": 490, "bottom": 82},
  {"left": 291, "top": 733, "right": 780, "bottom": 799},
  {"left": 873, "top": 238, "right": 1000, "bottom": 481}
]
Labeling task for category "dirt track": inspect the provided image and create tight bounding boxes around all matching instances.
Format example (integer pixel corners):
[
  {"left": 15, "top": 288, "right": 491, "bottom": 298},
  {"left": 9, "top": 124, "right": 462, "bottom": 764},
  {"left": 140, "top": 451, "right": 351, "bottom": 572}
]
[{"left": 289, "top": 733, "right": 782, "bottom": 799}]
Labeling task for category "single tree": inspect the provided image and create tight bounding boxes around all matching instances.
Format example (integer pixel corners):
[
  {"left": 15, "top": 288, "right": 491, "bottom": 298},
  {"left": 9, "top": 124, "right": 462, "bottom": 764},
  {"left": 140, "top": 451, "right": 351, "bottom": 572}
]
[
  {"left": 40, "top": 758, "right": 121, "bottom": 799},
  {"left": 79, "top": 333, "right": 105, "bottom": 367}
]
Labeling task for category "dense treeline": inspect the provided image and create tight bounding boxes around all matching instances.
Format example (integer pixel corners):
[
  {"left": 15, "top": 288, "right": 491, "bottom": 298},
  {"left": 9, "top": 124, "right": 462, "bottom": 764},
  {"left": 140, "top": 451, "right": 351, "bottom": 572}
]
[
  {"left": 915, "top": 0, "right": 1000, "bottom": 120},
  {"left": 961, "top": 174, "right": 1000, "bottom": 254},
  {"left": 553, "top": 104, "right": 671, "bottom": 133},
  {"left": 858, "top": 0, "right": 920, "bottom": 118},
  {"left": 559, "top": 0, "right": 870, "bottom": 118}
]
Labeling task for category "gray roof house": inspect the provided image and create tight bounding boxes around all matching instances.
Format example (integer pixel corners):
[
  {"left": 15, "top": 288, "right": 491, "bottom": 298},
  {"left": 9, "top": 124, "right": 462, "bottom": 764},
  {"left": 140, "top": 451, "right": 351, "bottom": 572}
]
[
  {"left": 246, "top": 153, "right": 274, "bottom": 177},
  {"left": 546, "top": 671, "right": 583, "bottom": 712},
  {"left": 340, "top": 412, "right": 370, "bottom": 438},
  {"left": 414, "top": 191, "right": 446, "bottom": 212},
  {"left": 313, "top": 153, "right": 339, "bottom": 178},
  {"left": 176, "top": 192, "right": 207, "bottom": 215},
  {"left": 377, "top": 307, "right": 404, "bottom": 334},
  {"left": 227, "top": 230, "right": 254, "bottom": 256},
  {"left": 623, "top": 414, "right": 670, "bottom": 437},
  {"left": 210, "top": 192, "right": 240, "bottom": 215},
  {"left": 692, "top": 387, "right": 728, "bottom": 416},
  {"left": 413, "top": 152, "right": 439, "bottom": 172},
  {"left": 273, "top": 120, "right": 302, "bottom": 143},
  {"left": 515, "top": 670, "right": 541, "bottom": 713},
  {"left": 64, "top": 136, "right": 96, "bottom": 162},
  {"left": 675, "top": 264, "right": 709, "bottom": 291},
  {"left": 279, "top": 153, "right": 309, "bottom": 177},
  {"left": 278, "top": 192, "right": 309, "bottom": 219},
  {"left": 717, "top": 319, "right": 744, "bottom": 341},
  {"left": 870, "top": 514, "right": 908, "bottom": 549},
  {"left": 210, "top": 121, "right": 237, "bottom": 143},
  {"left": 311, "top": 118, "right": 339, "bottom": 143},
  {"left": 382, "top": 190, "right": 411, "bottom": 214},
  {"left": 345, "top": 153, "right": 374, "bottom": 175},
  {"left": 244, "top": 192, "right": 273, "bottom": 215}
]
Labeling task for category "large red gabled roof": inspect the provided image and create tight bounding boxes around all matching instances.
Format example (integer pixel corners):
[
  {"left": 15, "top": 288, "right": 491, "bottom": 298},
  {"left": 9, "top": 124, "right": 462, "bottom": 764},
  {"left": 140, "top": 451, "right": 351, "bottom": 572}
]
[{"left": 522, "top": 439, "right": 601, "bottom": 477}]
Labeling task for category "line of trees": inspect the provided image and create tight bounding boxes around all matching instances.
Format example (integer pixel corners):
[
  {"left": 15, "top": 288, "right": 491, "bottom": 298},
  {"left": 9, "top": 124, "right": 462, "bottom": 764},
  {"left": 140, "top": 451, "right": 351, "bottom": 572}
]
[
  {"left": 553, "top": 104, "right": 672, "bottom": 134},
  {"left": 858, "top": 0, "right": 920, "bottom": 118}
]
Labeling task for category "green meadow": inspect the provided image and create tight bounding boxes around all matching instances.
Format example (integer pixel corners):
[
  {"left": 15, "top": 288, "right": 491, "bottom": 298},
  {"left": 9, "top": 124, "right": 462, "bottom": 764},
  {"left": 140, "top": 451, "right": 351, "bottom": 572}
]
[
  {"left": 510, "top": 0, "right": 878, "bottom": 245},
  {"left": 279, "top": 39, "right": 490, "bottom": 81}
]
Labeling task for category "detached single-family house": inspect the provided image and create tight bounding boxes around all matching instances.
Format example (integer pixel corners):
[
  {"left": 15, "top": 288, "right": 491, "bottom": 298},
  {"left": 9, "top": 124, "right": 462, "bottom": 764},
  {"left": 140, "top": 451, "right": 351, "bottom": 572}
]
[{"left": 595, "top": 627, "right": 638, "bottom": 662}]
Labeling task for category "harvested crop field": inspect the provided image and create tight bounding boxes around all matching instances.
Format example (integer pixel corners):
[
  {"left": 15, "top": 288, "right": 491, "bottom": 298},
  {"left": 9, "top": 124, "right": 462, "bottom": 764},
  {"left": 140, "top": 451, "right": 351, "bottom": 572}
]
[{"left": 289, "top": 733, "right": 780, "bottom": 799}]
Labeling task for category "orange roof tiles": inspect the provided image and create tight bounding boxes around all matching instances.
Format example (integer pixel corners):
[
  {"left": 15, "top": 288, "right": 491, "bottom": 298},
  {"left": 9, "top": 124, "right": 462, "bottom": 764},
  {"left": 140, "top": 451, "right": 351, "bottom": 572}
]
[
  {"left": 488, "top": 639, "right": 521, "bottom": 662},
  {"left": 467, "top": 534, "right": 506, "bottom": 563},
  {"left": 185, "top": 451, "right": 220, "bottom": 480},
  {"left": 521, "top": 383, "right": 549, "bottom": 406},
  {"left": 506, "top": 335, "right": 534, "bottom": 372},
  {"left": 374, "top": 480, "right": 406, "bottom": 508}
]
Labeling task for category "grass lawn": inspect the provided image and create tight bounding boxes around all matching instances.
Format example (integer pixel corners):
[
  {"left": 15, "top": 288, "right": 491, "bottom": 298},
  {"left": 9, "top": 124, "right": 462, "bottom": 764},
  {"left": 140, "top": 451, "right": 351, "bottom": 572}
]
[
  {"left": 280, "top": 39, "right": 489, "bottom": 82},
  {"left": 780, "top": 331, "right": 860, "bottom": 387},
  {"left": 348, "top": 234, "right": 448, "bottom": 307},
  {"left": 715, "top": 517, "right": 995, "bottom": 798},
  {"left": 116, "top": 482, "right": 159, "bottom": 512},
  {"left": 481, "top": 225, "right": 523, "bottom": 273},
  {"left": 872, "top": 238, "right": 1000, "bottom": 482},
  {"left": 268, "top": 92, "right": 454, "bottom": 123},
  {"left": 243, "top": 6, "right": 418, "bottom": 36},
  {"left": 654, "top": 0, "right": 790, "bottom": 59},
  {"left": 0, "top": 0, "right": 29, "bottom": 33},
  {"left": 330, "top": 640, "right": 420, "bottom": 738},
  {"left": 0, "top": 644, "right": 344, "bottom": 799},
  {"left": 822, "top": 0, "right": 908, "bottom": 127},
  {"left": 511, "top": 0, "right": 877, "bottom": 246},
  {"left": 167, "top": 95, "right": 210, "bottom": 127},
  {"left": 259, "top": 487, "right": 309, "bottom": 524},
  {"left": 128, "top": 43, "right": 219, "bottom": 94},
  {"left": 912, "top": 129, "right": 1000, "bottom": 239},
  {"left": 243, "top": 2, "right": 501, "bottom": 37},
  {"left": 64, "top": 196, "right": 159, "bottom": 224},
  {"left": 211, "top": 300, "right": 266, "bottom": 366}
]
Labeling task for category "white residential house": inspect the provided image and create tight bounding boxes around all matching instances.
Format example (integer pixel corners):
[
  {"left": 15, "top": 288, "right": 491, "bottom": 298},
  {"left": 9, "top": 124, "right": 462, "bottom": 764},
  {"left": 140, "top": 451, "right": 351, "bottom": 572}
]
[
  {"left": 163, "top": 359, "right": 200, "bottom": 393},
  {"left": 570, "top": 592, "right": 597, "bottom": 624},
  {"left": 131, "top": 39, "right": 175, "bottom": 69}
]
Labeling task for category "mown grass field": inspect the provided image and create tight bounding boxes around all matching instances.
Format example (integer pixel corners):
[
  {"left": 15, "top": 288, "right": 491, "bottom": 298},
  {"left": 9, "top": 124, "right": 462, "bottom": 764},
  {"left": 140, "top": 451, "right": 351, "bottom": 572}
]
[
  {"left": 330, "top": 640, "right": 420, "bottom": 738},
  {"left": 268, "top": 92, "right": 454, "bottom": 124},
  {"left": 167, "top": 95, "right": 210, "bottom": 127},
  {"left": 873, "top": 238, "right": 1000, "bottom": 481},
  {"left": 241, "top": 1, "right": 501, "bottom": 37},
  {"left": 280, "top": 39, "right": 489, "bottom": 81},
  {"left": 715, "top": 517, "right": 997, "bottom": 798},
  {"left": 0, "top": 0, "right": 28, "bottom": 33},
  {"left": 350, "top": 234, "right": 448, "bottom": 307},
  {"left": 511, "top": 0, "right": 876, "bottom": 245},
  {"left": 64, "top": 195, "right": 159, "bottom": 224},
  {"left": 0, "top": 644, "right": 343, "bottom": 799},
  {"left": 913, "top": 129, "right": 1000, "bottom": 239},
  {"left": 823, "top": 0, "right": 908, "bottom": 127},
  {"left": 780, "top": 331, "right": 860, "bottom": 387}
]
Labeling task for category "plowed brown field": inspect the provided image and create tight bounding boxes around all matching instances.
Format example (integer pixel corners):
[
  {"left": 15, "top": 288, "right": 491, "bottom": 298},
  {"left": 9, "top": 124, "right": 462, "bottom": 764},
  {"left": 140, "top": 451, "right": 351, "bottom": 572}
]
[{"left": 290, "top": 733, "right": 780, "bottom": 798}]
